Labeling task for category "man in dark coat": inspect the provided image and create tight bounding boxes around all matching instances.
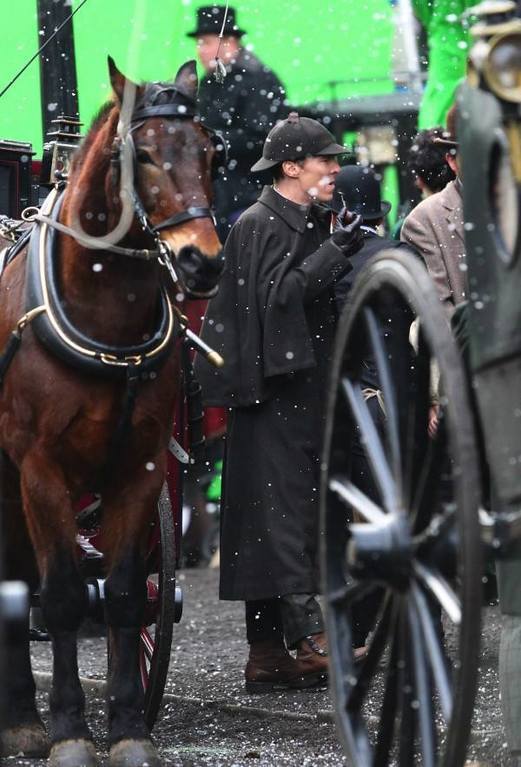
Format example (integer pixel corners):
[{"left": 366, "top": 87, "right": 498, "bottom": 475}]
[
  {"left": 331, "top": 165, "right": 411, "bottom": 659},
  {"left": 187, "top": 5, "right": 286, "bottom": 240},
  {"left": 195, "top": 113, "right": 363, "bottom": 691}
]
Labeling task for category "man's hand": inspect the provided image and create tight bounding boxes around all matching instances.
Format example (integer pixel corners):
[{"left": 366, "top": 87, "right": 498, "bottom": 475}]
[{"left": 330, "top": 209, "right": 363, "bottom": 255}]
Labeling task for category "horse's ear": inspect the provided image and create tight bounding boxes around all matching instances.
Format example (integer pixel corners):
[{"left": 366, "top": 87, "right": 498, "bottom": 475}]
[
  {"left": 174, "top": 60, "right": 198, "bottom": 100},
  {"left": 108, "top": 56, "right": 138, "bottom": 103}
]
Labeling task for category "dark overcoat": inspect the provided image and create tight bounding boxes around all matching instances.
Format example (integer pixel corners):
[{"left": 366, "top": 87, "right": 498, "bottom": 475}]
[
  {"left": 197, "top": 49, "right": 286, "bottom": 224},
  {"left": 195, "top": 186, "right": 352, "bottom": 600}
]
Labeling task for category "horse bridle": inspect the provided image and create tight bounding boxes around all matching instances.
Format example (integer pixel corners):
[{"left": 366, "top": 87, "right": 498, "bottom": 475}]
[
  {"left": 121, "top": 90, "right": 226, "bottom": 236},
  {"left": 31, "top": 86, "right": 225, "bottom": 298}
]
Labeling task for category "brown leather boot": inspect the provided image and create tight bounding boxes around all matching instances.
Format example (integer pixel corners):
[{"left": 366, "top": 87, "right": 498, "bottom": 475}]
[
  {"left": 245, "top": 638, "right": 327, "bottom": 692},
  {"left": 295, "top": 632, "right": 329, "bottom": 677}
]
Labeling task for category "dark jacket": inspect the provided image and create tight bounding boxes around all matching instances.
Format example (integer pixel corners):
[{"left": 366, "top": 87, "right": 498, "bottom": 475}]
[
  {"left": 197, "top": 49, "right": 286, "bottom": 225},
  {"left": 195, "top": 186, "right": 352, "bottom": 408},
  {"left": 195, "top": 186, "right": 353, "bottom": 600},
  {"left": 335, "top": 228, "right": 411, "bottom": 390}
]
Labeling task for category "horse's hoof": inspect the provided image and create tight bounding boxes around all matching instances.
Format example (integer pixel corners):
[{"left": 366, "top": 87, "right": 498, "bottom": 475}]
[
  {"left": 1, "top": 722, "right": 50, "bottom": 757},
  {"left": 49, "top": 738, "right": 99, "bottom": 767},
  {"left": 109, "top": 738, "right": 162, "bottom": 767}
]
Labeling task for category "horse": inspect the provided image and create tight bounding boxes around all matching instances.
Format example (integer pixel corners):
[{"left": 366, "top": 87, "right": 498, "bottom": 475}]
[{"left": 0, "top": 57, "right": 223, "bottom": 767}]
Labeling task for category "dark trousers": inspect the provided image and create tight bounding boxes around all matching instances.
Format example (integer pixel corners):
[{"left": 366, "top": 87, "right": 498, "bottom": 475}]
[{"left": 245, "top": 594, "right": 324, "bottom": 649}]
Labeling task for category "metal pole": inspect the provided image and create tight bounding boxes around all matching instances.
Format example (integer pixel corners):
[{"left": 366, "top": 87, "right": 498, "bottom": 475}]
[
  {"left": 395, "top": 0, "right": 423, "bottom": 93},
  {"left": 36, "top": 0, "right": 79, "bottom": 141}
]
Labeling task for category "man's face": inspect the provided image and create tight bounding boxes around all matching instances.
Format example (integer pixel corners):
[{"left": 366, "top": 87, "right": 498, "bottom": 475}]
[
  {"left": 196, "top": 35, "right": 240, "bottom": 72},
  {"left": 296, "top": 156, "right": 340, "bottom": 202},
  {"left": 446, "top": 150, "right": 461, "bottom": 180}
]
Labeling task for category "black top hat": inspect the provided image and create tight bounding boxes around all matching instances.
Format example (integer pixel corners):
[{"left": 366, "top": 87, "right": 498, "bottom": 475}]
[
  {"left": 331, "top": 165, "right": 391, "bottom": 220},
  {"left": 187, "top": 5, "right": 246, "bottom": 37},
  {"left": 251, "top": 112, "right": 346, "bottom": 173}
]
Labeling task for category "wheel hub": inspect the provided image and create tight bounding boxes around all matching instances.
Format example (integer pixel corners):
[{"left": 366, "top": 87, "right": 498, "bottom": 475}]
[{"left": 347, "top": 513, "right": 412, "bottom": 589}]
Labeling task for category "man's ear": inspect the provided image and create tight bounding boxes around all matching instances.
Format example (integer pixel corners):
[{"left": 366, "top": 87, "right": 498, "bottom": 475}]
[
  {"left": 282, "top": 160, "right": 301, "bottom": 179},
  {"left": 108, "top": 56, "right": 139, "bottom": 103}
]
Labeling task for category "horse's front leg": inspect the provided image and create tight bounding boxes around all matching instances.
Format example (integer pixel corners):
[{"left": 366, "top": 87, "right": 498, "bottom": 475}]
[
  {"left": 103, "top": 473, "right": 163, "bottom": 767},
  {"left": 1, "top": 454, "right": 49, "bottom": 758},
  {"left": 20, "top": 450, "right": 98, "bottom": 767}
]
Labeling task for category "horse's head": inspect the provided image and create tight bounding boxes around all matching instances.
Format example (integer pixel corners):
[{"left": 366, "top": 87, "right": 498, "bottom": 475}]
[{"left": 108, "top": 57, "right": 224, "bottom": 295}]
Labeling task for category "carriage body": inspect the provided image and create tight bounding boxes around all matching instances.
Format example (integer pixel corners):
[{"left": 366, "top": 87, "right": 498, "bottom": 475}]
[{"left": 320, "top": 4, "right": 521, "bottom": 766}]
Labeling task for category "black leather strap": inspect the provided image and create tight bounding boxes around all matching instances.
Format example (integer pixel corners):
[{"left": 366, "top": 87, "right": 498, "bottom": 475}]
[
  {"left": 25, "top": 193, "right": 176, "bottom": 379},
  {"left": 152, "top": 207, "right": 214, "bottom": 232}
]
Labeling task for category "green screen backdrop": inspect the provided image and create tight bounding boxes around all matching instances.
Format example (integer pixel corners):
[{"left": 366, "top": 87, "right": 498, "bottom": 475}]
[{"left": 1, "top": 0, "right": 395, "bottom": 156}]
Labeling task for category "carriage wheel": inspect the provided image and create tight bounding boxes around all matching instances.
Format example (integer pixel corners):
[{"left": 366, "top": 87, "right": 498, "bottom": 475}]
[
  {"left": 140, "top": 482, "right": 177, "bottom": 730},
  {"left": 320, "top": 251, "right": 482, "bottom": 767}
]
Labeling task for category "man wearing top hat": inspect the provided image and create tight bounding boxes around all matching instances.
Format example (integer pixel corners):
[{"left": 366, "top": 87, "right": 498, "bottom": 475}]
[
  {"left": 195, "top": 113, "right": 363, "bottom": 691},
  {"left": 187, "top": 5, "right": 286, "bottom": 241},
  {"left": 400, "top": 104, "right": 466, "bottom": 316}
]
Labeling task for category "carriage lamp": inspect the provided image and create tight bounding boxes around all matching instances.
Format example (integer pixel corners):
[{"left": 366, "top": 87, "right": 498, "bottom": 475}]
[
  {"left": 40, "top": 115, "right": 84, "bottom": 187},
  {"left": 483, "top": 31, "right": 521, "bottom": 102}
]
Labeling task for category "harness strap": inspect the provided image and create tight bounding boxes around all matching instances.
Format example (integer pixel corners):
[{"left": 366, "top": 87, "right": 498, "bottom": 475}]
[
  {"left": 0, "top": 306, "right": 46, "bottom": 387},
  {"left": 95, "top": 364, "right": 141, "bottom": 493},
  {"left": 152, "top": 207, "right": 214, "bottom": 232},
  {"left": 182, "top": 340, "right": 206, "bottom": 466}
]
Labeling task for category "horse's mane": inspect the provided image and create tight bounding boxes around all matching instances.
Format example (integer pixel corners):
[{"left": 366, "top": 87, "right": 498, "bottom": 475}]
[{"left": 71, "top": 101, "right": 118, "bottom": 171}]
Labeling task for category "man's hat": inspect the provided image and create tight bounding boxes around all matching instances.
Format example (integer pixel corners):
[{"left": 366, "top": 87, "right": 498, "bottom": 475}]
[
  {"left": 186, "top": 5, "right": 246, "bottom": 38},
  {"left": 331, "top": 165, "right": 391, "bottom": 220},
  {"left": 433, "top": 104, "right": 458, "bottom": 149},
  {"left": 251, "top": 112, "right": 346, "bottom": 173}
]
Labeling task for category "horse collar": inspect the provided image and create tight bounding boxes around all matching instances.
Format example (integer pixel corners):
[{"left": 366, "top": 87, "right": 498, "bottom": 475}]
[{"left": 25, "top": 189, "right": 177, "bottom": 380}]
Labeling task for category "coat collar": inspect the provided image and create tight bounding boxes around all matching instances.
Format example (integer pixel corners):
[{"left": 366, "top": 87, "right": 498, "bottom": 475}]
[
  {"left": 257, "top": 186, "right": 331, "bottom": 233},
  {"left": 439, "top": 179, "right": 462, "bottom": 212}
]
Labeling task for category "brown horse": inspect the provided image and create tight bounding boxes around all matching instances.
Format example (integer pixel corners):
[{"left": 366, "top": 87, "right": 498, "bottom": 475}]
[{"left": 0, "top": 58, "right": 222, "bottom": 766}]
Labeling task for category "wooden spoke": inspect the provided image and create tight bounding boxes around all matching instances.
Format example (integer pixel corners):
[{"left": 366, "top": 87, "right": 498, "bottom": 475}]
[
  {"left": 347, "top": 593, "right": 393, "bottom": 714},
  {"left": 341, "top": 377, "right": 398, "bottom": 512},
  {"left": 329, "top": 475, "right": 386, "bottom": 524},
  {"left": 373, "top": 601, "right": 401, "bottom": 766},
  {"left": 363, "top": 306, "right": 401, "bottom": 481},
  {"left": 327, "top": 580, "right": 378, "bottom": 608},
  {"left": 397, "top": 601, "right": 416, "bottom": 767},
  {"left": 412, "top": 582, "right": 453, "bottom": 721},
  {"left": 413, "top": 561, "right": 461, "bottom": 625},
  {"left": 408, "top": 599, "right": 437, "bottom": 767}
]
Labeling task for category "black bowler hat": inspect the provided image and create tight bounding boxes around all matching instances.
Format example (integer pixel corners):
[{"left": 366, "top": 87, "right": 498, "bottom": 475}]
[
  {"left": 186, "top": 5, "right": 246, "bottom": 38},
  {"left": 331, "top": 165, "right": 391, "bottom": 220},
  {"left": 251, "top": 112, "right": 346, "bottom": 173}
]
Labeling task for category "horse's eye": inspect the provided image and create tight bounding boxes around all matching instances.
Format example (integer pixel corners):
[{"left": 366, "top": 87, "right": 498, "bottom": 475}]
[{"left": 136, "top": 149, "right": 154, "bottom": 165}]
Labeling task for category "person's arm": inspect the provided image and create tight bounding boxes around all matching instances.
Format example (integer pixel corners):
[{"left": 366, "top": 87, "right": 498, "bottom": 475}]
[{"left": 259, "top": 225, "right": 362, "bottom": 309}]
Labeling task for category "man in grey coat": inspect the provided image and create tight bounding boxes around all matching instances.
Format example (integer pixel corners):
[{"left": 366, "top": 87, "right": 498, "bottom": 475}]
[
  {"left": 196, "top": 114, "right": 362, "bottom": 692},
  {"left": 400, "top": 107, "right": 466, "bottom": 315}
]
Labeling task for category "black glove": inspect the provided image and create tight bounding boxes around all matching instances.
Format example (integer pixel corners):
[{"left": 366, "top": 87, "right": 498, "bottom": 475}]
[{"left": 330, "top": 209, "right": 363, "bottom": 255}]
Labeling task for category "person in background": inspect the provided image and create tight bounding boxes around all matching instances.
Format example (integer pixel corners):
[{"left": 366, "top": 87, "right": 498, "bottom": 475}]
[
  {"left": 392, "top": 126, "right": 456, "bottom": 240},
  {"left": 400, "top": 105, "right": 466, "bottom": 316},
  {"left": 187, "top": 5, "right": 286, "bottom": 241},
  {"left": 195, "top": 113, "right": 363, "bottom": 692},
  {"left": 332, "top": 165, "right": 410, "bottom": 659}
]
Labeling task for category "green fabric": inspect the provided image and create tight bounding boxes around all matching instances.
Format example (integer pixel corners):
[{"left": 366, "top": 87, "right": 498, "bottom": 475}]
[
  {"left": 206, "top": 459, "right": 223, "bottom": 502},
  {"left": 413, "top": 0, "right": 475, "bottom": 127}
]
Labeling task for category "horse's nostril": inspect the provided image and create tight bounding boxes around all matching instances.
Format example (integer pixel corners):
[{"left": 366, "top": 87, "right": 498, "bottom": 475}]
[{"left": 176, "top": 246, "right": 225, "bottom": 297}]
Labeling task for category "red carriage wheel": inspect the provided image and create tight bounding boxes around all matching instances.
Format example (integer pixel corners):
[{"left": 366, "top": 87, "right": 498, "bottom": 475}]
[{"left": 140, "top": 482, "right": 178, "bottom": 730}]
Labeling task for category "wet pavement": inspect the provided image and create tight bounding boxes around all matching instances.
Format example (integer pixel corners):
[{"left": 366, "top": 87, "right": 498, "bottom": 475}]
[{"left": 3, "top": 568, "right": 512, "bottom": 766}]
